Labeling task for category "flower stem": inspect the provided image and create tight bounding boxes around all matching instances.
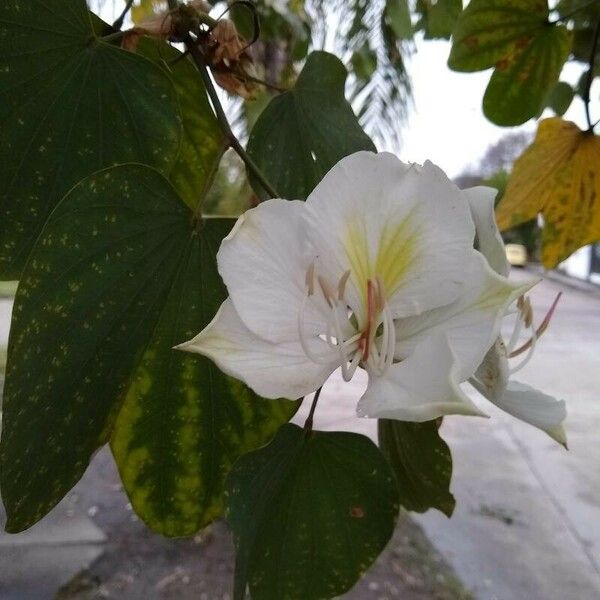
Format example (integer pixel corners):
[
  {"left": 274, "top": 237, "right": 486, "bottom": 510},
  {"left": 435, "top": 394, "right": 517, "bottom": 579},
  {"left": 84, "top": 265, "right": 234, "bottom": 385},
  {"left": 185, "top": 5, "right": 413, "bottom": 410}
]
[
  {"left": 183, "top": 35, "right": 280, "bottom": 199},
  {"left": 584, "top": 18, "right": 600, "bottom": 132},
  {"left": 304, "top": 386, "right": 323, "bottom": 432}
]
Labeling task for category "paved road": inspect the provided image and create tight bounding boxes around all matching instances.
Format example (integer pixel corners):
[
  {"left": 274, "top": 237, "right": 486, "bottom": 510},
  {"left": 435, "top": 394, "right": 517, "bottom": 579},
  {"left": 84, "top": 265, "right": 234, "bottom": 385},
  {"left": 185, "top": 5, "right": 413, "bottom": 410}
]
[{"left": 296, "top": 269, "right": 600, "bottom": 599}]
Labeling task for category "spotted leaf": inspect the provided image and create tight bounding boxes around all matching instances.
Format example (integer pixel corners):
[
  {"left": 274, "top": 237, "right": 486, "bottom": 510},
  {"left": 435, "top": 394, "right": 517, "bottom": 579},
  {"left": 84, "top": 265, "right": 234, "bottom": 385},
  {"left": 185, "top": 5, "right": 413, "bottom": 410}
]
[
  {"left": 137, "top": 40, "right": 228, "bottom": 211},
  {"left": 0, "top": 0, "right": 182, "bottom": 279},
  {"left": 378, "top": 419, "right": 455, "bottom": 517},
  {"left": 448, "top": 0, "right": 572, "bottom": 125},
  {"left": 246, "top": 51, "right": 375, "bottom": 201},
  {"left": 0, "top": 165, "right": 296, "bottom": 534},
  {"left": 226, "top": 423, "right": 399, "bottom": 600},
  {"left": 496, "top": 117, "right": 600, "bottom": 268}
]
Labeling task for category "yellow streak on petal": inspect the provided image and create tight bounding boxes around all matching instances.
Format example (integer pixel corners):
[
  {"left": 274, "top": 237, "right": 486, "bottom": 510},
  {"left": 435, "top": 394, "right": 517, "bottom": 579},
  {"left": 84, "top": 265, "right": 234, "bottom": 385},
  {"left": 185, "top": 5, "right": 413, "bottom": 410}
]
[
  {"left": 375, "top": 215, "right": 419, "bottom": 299},
  {"left": 344, "top": 211, "right": 419, "bottom": 319},
  {"left": 345, "top": 218, "right": 371, "bottom": 313}
]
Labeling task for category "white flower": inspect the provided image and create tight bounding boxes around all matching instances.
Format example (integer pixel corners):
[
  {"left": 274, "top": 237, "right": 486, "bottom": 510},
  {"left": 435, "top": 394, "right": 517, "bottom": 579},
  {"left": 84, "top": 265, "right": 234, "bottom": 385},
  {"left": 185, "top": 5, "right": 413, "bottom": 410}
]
[
  {"left": 466, "top": 186, "right": 567, "bottom": 445},
  {"left": 176, "top": 152, "right": 534, "bottom": 423}
]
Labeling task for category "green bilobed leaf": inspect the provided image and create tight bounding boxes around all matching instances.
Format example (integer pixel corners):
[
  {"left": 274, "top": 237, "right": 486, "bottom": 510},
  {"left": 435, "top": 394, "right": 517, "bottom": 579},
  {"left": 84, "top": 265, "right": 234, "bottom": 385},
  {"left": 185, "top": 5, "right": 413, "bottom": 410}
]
[
  {"left": 483, "top": 26, "right": 572, "bottom": 126},
  {"left": 545, "top": 81, "right": 575, "bottom": 115},
  {"left": 0, "top": 165, "right": 296, "bottom": 533},
  {"left": 246, "top": 51, "right": 376, "bottom": 201},
  {"left": 226, "top": 424, "right": 399, "bottom": 600},
  {"left": 448, "top": 0, "right": 572, "bottom": 125},
  {"left": 0, "top": 1, "right": 181, "bottom": 279},
  {"left": 111, "top": 229, "right": 298, "bottom": 537},
  {"left": 138, "top": 40, "right": 228, "bottom": 210},
  {"left": 386, "top": 0, "right": 413, "bottom": 40},
  {"left": 416, "top": 0, "right": 462, "bottom": 40},
  {"left": 378, "top": 419, "right": 455, "bottom": 517}
]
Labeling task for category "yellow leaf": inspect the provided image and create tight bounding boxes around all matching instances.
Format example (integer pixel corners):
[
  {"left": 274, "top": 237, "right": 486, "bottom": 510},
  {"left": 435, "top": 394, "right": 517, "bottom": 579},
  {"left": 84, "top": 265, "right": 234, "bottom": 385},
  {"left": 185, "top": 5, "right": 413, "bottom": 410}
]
[
  {"left": 131, "top": 0, "right": 167, "bottom": 25},
  {"left": 496, "top": 117, "right": 600, "bottom": 268}
]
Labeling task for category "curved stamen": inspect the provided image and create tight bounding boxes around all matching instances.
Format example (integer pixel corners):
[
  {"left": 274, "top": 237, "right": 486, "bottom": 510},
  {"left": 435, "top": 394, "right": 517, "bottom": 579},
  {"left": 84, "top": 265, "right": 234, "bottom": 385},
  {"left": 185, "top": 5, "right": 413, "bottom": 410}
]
[
  {"left": 331, "top": 302, "right": 352, "bottom": 364},
  {"left": 506, "top": 309, "right": 524, "bottom": 354},
  {"left": 342, "top": 351, "right": 362, "bottom": 382},
  {"left": 510, "top": 326, "right": 537, "bottom": 374},
  {"left": 297, "top": 294, "right": 336, "bottom": 363},
  {"left": 509, "top": 292, "right": 561, "bottom": 358},
  {"left": 382, "top": 303, "right": 396, "bottom": 371}
]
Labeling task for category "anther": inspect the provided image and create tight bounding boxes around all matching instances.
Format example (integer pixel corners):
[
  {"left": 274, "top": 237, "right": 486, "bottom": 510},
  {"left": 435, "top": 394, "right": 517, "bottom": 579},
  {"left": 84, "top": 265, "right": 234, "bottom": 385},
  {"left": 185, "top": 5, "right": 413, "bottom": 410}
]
[
  {"left": 318, "top": 276, "right": 336, "bottom": 307},
  {"left": 338, "top": 270, "right": 351, "bottom": 301}
]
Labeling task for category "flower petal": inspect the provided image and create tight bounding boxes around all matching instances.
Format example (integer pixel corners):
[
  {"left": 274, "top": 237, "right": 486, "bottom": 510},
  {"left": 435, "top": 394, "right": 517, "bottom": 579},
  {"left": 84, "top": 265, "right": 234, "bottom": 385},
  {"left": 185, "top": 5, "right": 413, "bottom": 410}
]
[
  {"left": 357, "top": 334, "right": 486, "bottom": 422},
  {"left": 217, "top": 199, "right": 329, "bottom": 343},
  {"left": 463, "top": 186, "right": 510, "bottom": 277},
  {"left": 305, "top": 152, "right": 476, "bottom": 325},
  {"left": 470, "top": 337, "right": 509, "bottom": 401},
  {"left": 175, "top": 299, "right": 337, "bottom": 400},
  {"left": 395, "top": 251, "right": 535, "bottom": 381},
  {"left": 489, "top": 381, "right": 567, "bottom": 446}
]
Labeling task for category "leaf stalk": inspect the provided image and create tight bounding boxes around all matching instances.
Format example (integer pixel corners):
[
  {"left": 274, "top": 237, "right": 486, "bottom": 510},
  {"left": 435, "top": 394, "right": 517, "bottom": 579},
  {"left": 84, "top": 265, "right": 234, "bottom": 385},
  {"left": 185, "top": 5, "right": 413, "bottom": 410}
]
[{"left": 584, "top": 18, "right": 600, "bottom": 132}]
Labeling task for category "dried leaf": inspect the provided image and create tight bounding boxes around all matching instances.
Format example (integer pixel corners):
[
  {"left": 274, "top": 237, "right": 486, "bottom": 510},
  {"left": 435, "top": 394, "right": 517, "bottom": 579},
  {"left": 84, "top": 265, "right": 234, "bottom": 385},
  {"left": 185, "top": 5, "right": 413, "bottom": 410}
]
[
  {"left": 496, "top": 117, "right": 600, "bottom": 267},
  {"left": 206, "top": 19, "right": 257, "bottom": 98}
]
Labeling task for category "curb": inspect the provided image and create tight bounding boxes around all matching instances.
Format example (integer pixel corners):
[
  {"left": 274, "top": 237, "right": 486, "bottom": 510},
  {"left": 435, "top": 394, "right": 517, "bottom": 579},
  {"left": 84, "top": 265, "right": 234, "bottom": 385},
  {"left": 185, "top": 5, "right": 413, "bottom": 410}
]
[{"left": 525, "top": 265, "right": 600, "bottom": 299}]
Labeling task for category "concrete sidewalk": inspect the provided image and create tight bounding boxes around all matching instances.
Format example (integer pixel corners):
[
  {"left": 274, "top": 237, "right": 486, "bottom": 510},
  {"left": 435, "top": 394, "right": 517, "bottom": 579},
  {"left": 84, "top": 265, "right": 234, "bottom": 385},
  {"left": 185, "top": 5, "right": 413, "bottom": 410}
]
[{"left": 0, "top": 503, "right": 105, "bottom": 600}]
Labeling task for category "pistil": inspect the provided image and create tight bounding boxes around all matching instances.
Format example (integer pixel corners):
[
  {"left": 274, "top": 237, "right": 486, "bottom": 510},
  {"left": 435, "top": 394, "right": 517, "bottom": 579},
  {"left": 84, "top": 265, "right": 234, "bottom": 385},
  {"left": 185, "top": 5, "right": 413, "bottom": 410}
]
[{"left": 298, "top": 265, "right": 396, "bottom": 380}]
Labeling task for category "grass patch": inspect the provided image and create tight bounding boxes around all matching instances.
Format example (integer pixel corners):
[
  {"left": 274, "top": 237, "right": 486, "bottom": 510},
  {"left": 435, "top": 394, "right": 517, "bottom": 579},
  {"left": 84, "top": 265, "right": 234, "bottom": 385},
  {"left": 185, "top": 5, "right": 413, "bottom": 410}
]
[{"left": 0, "top": 281, "right": 17, "bottom": 298}]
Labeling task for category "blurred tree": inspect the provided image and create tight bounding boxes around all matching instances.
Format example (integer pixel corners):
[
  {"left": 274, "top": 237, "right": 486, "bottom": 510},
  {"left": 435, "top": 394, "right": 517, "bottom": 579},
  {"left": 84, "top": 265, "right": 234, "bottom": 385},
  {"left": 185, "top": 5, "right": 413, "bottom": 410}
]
[{"left": 456, "top": 133, "right": 540, "bottom": 260}]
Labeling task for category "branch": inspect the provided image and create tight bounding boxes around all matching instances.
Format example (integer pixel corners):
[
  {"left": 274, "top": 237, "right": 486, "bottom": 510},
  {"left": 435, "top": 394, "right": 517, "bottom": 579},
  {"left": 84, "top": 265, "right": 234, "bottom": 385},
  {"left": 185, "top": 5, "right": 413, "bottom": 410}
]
[
  {"left": 183, "top": 35, "right": 280, "bottom": 199},
  {"left": 584, "top": 18, "right": 600, "bottom": 132},
  {"left": 113, "top": 0, "right": 135, "bottom": 31}
]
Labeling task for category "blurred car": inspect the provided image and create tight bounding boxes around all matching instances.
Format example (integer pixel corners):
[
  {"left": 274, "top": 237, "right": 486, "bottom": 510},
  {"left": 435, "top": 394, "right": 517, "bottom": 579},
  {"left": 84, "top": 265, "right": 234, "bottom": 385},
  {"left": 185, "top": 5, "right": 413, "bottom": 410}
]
[{"left": 505, "top": 243, "right": 527, "bottom": 267}]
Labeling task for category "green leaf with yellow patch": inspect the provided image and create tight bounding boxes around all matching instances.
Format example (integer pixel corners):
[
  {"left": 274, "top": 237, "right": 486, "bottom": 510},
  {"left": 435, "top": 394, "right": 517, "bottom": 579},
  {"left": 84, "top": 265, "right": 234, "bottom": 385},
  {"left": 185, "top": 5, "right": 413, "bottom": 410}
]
[
  {"left": 226, "top": 424, "right": 399, "bottom": 600},
  {"left": 449, "top": 0, "right": 549, "bottom": 72},
  {"left": 482, "top": 26, "right": 572, "bottom": 126},
  {"left": 0, "top": 165, "right": 296, "bottom": 534},
  {"left": 0, "top": 0, "right": 182, "bottom": 279},
  {"left": 137, "top": 40, "right": 228, "bottom": 211},
  {"left": 378, "top": 419, "right": 455, "bottom": 517},
  {"left": 448, "top": 0, "right": 572, "bottom": 125},
  {"left": 246, "top": 51, "right": 375, "bottom": 201}
]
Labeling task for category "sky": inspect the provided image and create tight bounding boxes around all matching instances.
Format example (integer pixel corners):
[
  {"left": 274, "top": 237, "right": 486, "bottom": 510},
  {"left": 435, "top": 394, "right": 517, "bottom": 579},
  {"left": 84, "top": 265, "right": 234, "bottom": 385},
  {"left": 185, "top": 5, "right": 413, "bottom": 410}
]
[
  {"left": 398, "top": 36, "right": 594, "bottom": 178},
  {"left": 97, "top": 2, "right": 598, "bottom": 180}
]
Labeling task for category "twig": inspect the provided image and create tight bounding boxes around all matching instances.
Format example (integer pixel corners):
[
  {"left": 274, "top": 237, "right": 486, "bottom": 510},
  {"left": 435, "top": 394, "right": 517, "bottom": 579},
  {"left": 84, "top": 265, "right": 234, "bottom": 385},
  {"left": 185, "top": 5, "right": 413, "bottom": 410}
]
[
  {"left": 227, "top": 68, "right": 288, "bottom": 93},
  {"left": 583, "top": 18, "right": 600, "bottom": 132},
  {"left": 184, "top": 34, "right": 280, "bottom": 199},
  {"left": 113, "top": 0, "right": 136, "bottom": 31}
]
